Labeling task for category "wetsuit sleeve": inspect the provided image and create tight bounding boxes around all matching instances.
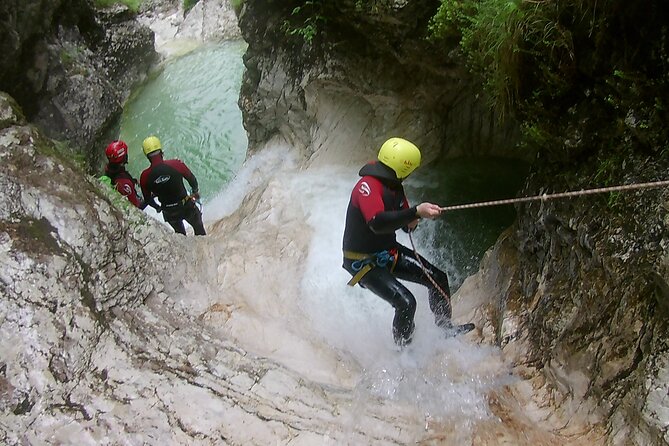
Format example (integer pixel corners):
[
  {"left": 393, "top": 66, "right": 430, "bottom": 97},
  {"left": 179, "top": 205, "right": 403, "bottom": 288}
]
[
  {"left": 186, "top": 172, "right": 199, "bottom": 194},
  {"left": 369, "top": 206, "right": 419, "bottom": 233},
  {"left": 355, "top": 177, "right": 386, "bottom": 222},
  {"left": 167, "top": 159, "right": 199, "bottom": 194},
  {"left": 115, "top": 178, "right": 144, "bottom": 209},
  {"left": 356, "top": 176, "right": 418, "bottom": 234},
  {"left": 400, "top": 196, "right": 414, "bottom": 233}
]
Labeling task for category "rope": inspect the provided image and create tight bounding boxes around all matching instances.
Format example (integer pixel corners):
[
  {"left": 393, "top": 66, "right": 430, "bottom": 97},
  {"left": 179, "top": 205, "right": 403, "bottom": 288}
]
[
  {"left": 408, "top": 231, "right": 452, "bottom": 312},
  {"left": 410, "top": 179, "right": 669, "bottom": 309},
  {"left": 438, "top": 179, "right": 669, "bottom": 212}
]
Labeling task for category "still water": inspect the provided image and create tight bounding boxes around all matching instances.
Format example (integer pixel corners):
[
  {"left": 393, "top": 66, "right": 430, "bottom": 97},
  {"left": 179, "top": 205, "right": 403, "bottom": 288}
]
[{"left": 119, "top": 40, "right": 248, "bottom": 200}]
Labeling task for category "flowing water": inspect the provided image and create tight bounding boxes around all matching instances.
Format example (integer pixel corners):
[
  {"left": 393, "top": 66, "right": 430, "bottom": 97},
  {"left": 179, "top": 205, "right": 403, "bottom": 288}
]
[{"left": 118, "top": 40, "right": 534, "bottom": 442}]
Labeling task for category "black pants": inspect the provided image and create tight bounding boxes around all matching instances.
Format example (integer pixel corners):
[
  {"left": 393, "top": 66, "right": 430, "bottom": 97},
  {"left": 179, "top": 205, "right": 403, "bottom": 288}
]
[
  {"left": 343, "top": 244, "right": 451, "bottom": 346},
  {"left": 163, "top": 200, "right": 206, "bottom": 236}
]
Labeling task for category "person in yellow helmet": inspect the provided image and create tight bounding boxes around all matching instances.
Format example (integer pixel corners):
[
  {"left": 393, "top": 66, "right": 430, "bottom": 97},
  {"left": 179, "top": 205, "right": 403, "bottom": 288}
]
[
  {"left": 139, "top": 136, "right": 206, "bottom": 236},
  {"left": 342, "top": 137, "right": 474, "bottom": 347}
]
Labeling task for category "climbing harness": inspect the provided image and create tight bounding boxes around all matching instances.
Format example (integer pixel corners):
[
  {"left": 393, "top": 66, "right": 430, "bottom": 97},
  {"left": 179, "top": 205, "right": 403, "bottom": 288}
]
[
  {"left": 163, "top": 194, "right": 200, "bottom": 210},
  {"left": 185, "top": 191, "right": 203, "bottom": 213},
  {"left": 438, "top": 179, "right": 669, "bottom": 212},
  {"left": 194, "top": 197, "right": 203, "bottom": 213},
  {"left": 344, "top": 249, "right": 398, "bottom": 286}
]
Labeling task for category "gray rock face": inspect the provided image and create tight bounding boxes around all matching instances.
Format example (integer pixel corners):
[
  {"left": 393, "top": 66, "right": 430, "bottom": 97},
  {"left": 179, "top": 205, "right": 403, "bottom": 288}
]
[
  {"left": 0, "top": 94, "right": 410, "bottom": 445},
  {"left": 237, "top": 0, "right": 520, "bottom": 163},
  {"left": 0, "top": 94, "right": 610, "bottom": 445},
  {"left": 7, "top": 77, "right": 559, "bottom": 445},
  {"left": 236, "top": 1, "right": 669, "bottom": 445},
  {"left": 454, "top": 163, "right": 669, "bottom": 445},
  {"left": 137, "top": 0, "right": 241, "bottom": 58},
  {"left": 0, "top": 2, "right": 157, "bottom": 168}
]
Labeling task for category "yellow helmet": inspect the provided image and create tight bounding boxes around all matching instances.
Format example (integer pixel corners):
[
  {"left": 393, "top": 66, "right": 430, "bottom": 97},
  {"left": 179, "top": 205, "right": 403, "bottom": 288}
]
[
  {"left": 377, "top": 137, "right": 421, "bottom": 179},
  {"left": 142, "top": 136, "right": 162, "bottom": 156}
]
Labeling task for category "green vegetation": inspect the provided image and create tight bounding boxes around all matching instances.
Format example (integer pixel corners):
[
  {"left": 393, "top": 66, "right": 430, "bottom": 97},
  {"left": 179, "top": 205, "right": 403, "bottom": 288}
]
[
  {"left": 428, "top": 0, "right": 669, "bottom": 167},
  {"left": 36, "top": 138, "right": 93, "bottom": 175},
  {"left": 281, "top": 1, "right": 326, "bottom": 45},
  {"left": 354, "top": 0, "right": 393, "bottom": 14},
  {"left": 60, "top": 48, "right": 76, "bottom": 67},
  {"left": 429, "top": 0, "right": 573, "bottom": 118},
  {"left": 94, "top": 0, "right": 142, "bottom": 12},
  {"left": 230, "top": 0, "right": 244, "bottom": 14},
  {"left": 59, "top": 44, "right": 89, "bottom": 75},
  {"left": 184, "top": 0, "right": 201, "bottom": 13}
]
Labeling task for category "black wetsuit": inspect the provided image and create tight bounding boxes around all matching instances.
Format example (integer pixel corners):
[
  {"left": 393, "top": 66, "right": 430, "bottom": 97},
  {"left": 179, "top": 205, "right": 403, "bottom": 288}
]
[
  {"left": 342, "top": 161, "right": 452, "bottom": 346},
  {"left": 140, "top": 153, "right": 206, "bottom": 236}
]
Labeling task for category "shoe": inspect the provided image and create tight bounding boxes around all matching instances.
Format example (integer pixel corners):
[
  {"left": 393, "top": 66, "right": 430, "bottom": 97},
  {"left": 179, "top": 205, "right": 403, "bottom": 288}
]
[
  {"left": 441, "top": 322, "right": 475, "bottom": 338},
  {"left": 393, "top": 321, "right": 415, "bottom": 348},
  {"left": 394, "top": 333, "right": 414, "bottom": 349}
]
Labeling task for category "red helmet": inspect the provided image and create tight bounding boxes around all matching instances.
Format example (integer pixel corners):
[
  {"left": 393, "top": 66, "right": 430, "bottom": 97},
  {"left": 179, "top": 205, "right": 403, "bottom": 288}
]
[{"left": 105, "top": 140, "right": 128, "bottom": 164}]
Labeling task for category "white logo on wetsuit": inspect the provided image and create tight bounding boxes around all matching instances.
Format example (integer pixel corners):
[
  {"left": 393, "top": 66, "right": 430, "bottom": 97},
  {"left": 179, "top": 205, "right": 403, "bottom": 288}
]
[
  {"left": 122, "top": 184, "right": 132, "bottom": 195},
  {"left": 359, "top": 181, "right": 371, "bottom": 197},
  {"left": 155, "top": 175, "right": 171, "bottom": 184}
]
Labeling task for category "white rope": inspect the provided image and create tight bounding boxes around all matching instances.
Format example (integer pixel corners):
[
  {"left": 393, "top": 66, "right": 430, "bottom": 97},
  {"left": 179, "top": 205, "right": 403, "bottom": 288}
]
[
  {"left": 409, "top": 178, "right": 669, "bottom": 308},
  {"left": 408, "top": 231, "right": 452, "bottom": 312},
  {"left": 438, "top": 179, "right": 669, "bottom": 212}
]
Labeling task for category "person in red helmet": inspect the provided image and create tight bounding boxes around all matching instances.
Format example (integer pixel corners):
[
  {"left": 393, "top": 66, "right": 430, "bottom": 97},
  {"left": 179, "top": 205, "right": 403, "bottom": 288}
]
[{"left": 103, "top": 140, "right": 146, "bottom": 209}]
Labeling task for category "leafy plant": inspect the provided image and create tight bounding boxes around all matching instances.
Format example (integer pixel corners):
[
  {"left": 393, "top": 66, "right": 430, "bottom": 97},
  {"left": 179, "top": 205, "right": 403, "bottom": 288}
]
[
  {"left": 94, "top": 0, "right": 142, "bottom": 12},
  {"left": 354, "top": 0, "right": 393, "bottom": 14},
  {"left": 281, "top": 1, "right": 326, "bottom": 45},
  {"left": 60, "top": 48, "right": 77, "bottom": 67},
  {"left": 429, "top": 0, "right": 574, "bottom": 118}
]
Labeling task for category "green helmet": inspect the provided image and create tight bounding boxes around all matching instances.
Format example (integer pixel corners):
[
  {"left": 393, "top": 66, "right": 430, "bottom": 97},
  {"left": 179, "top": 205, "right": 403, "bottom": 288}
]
[
  {"left": 377, "top": 137, "right": 421, "bottom": 179},
  {"left": 142, "top": 136, "right": 162, "bottom": 156}
]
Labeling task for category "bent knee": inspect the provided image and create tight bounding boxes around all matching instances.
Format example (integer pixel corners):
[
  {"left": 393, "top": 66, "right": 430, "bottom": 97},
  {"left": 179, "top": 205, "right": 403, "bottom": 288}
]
[{"left": 390, "top": 288, "right": 416, "bottom": 315}]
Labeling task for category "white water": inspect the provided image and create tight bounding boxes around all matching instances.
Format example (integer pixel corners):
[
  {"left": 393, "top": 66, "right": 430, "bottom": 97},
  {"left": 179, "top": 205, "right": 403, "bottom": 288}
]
[
  {"left": 194, "top": 142, "right": 517, "bottom": 442},
  {"left": 117, "top": 40, "right": 535, "bottom": 443}
]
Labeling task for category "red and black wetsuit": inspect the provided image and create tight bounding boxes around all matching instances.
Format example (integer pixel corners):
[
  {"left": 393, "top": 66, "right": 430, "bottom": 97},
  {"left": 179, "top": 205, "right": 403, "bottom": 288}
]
[
  {"left": 342, "top": 161, "right": 452, "bottom": 346},
  {"left": 140, "top": 153, "right": 206, "bottom": 236},
  {"left": 105, "top": 163, "right": 144, "bottom": 209}
]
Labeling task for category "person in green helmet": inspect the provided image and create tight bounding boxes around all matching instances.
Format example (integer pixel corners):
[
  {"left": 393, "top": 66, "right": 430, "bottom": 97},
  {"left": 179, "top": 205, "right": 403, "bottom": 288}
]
[{"left": 342, "top": 137, "right": 474, "bottom": 347}]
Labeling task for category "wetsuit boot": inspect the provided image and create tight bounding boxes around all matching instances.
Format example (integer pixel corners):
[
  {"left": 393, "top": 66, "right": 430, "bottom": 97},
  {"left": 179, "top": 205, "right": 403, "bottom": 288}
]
[
  {"left": 440, "top": 320, "right": 475, "bottom": 337},
  {"left": 435, "top": 313, "right": 475, "bottom": 337},
  {"left": 393, "top": 320, "right": 415, "bottom": 347}
]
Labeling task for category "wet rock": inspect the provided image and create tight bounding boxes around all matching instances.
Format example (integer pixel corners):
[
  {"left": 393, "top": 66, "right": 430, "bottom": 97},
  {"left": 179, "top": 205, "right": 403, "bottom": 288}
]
[
  {"left": 0, "top": 94, "right": 447, "bottom": 446},
  {"left": 0, "top": 0, "right": 157, "bottom": 170},
  {"left": 137, "top": 0, "right": 241, "bottom": 58},
  {"left": 455, "top": 164, "right": 669, "bottom": 445},
  {"left": 237, "top": 0, "right": 520, "bottom": 161}
]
